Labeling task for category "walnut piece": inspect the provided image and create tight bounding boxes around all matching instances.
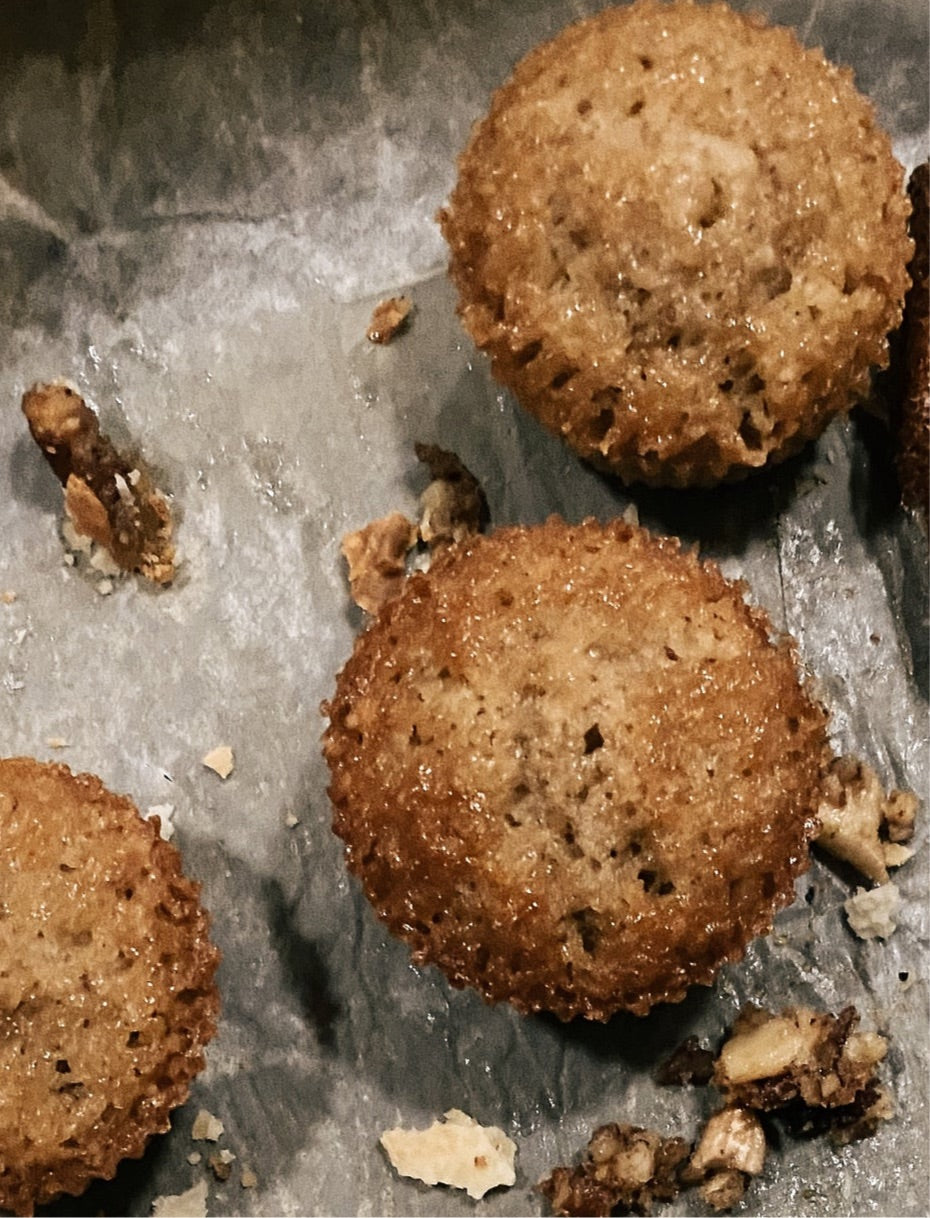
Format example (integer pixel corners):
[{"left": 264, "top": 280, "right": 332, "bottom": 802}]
[
  {"left": 367, "top": 295, "right": 412, "bottom": 343},
  {"left": 681, "top": 1107, "right": 766, "bottom": 1212},
  {"left": 539, "top": 1123, "right": 689, "bottom": 1217},
  {"left": 415, "top": 442, "right": 488, "bottom": 548},
  {"left": 816, "top": 756, "right": 917, "bottom": 883},
  {"left": 22, "top": 381, "right": 175, "bottom": 584},
  {"left": 714, "top": 1005, "right": 888, "bottom": 1112},
  {"left": 341, "top": 511, "right": 418, "bottom": 614},
  {"left": 380, "top": 1109, "right": 516, "bottom": 1201}
]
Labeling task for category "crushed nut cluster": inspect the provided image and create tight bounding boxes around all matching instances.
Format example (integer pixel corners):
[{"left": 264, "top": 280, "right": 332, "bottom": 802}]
[{"left": 541, "top": 1004, "right": 891, "bottom": 1216}]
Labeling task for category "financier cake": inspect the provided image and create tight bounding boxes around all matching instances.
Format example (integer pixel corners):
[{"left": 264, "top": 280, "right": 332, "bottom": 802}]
[
  {"left": 324, "top": 518, "right": 829, "bottom": 1020},
  {"left": 439, "top": 0, "right": 913, "bottom": 487},
  {"left": 0, "top": 758, "right": 220, "bottom": 1216}
]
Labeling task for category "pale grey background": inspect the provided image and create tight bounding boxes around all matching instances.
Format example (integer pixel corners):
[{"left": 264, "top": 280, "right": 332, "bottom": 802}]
[{"left": 0, "top": 1, "right": 927, "bottom": 1215}]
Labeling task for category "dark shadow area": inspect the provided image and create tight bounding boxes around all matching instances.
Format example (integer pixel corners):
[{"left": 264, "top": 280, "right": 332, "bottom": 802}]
[{"left": 263, "top": 874, "right": 341, "bottom": 1049}]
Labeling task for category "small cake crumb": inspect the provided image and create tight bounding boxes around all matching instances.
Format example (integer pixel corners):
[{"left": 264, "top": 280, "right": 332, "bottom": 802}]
[
  {"left": 844, "top": 882, "right": 901, "bottom": 939},
  {"left": 1, "top": 591, "right": 16, "bottom": 605},
  {"left": 187, "top": 1151, "right": 202, "bottom": 1166},
  {"left": 191, "top": 1108, "right": 225, "bottom": 1142},
  {"left": 96, "top": 578, "right": 115, "bottom": 597},
  {"left": 45, "top": 737, "right": 70, "bottom": 750},
  {"left": 816, "top": 756, "right": 918, "bottom": 883},
  {"left": 240, "top": 1166, "right": 258, "bottom": 1189},
  {"left": 284, "top": 812, "right": 300, "bottom": 828},
  {"left": 151, "top": 1178, "right": 209, "bottom": 1218},
  {"left": 202, "top": 747, "right": 235, "bottom": 780},
  {"left": 367, "top": 295, "right": 413, "bottom": 344},
  {"left": 342, "top": 511, "right": 418, "bottom": 614},
  {"left": 380, "top": 1108, "right": 516, "bottom": 1201}
]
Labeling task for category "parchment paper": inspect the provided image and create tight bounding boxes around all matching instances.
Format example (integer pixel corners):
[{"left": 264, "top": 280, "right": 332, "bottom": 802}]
[{"left": 1, "top": 1, "right": 927, "bottom": 1215}]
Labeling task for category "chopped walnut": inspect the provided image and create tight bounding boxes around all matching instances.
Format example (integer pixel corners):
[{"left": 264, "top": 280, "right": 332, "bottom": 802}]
[
  {"left": 202, "top": 746, "right": 235, "bottom": 780},
  {"left": 714, "top": 1005, "right": 887, "bottom": 1112},
  {"left": 681, "top": 1107, "right": 766, "bottom": 1212},
  {"left": 415, "top": 442, "right": 488, "bottom": 549},
  {"left": 367, "top": 295, "right": 412, "bottom": 343},
  {"left": 655, "top": 1035, "right": 715, "bottom": 1086},
  {"left": 22, "top": 381, "right": 175, "bottom": 584},
  {"left": 341, "top": 511, "right": 418, "bottom": 614},
  {"left": 816, "top": 756, "right": 918, "bottom": 883},
  {"left": 539, "top": 1123, "right": 689, "bottom": 1217}
]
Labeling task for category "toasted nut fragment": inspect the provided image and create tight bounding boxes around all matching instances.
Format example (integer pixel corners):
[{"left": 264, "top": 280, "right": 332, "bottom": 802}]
[
  {"left": 687, "top": 1107, "right": 766, "bottom": 1179},
  {"left": 367, "top": 295, "right": 412, "bottom": 343},
  {"left": 816, "top": 756, "right": 918, "bottom": 883},
  {"left": 714, "top": 1005, "right": 887, "bottom": 1111},
  {"left": 655, "top": 1035, "right": 715, "bottom": 1086},
  {"left": 844, "top": 882, "right": 901, "bottom": 939},
  {"left": 22, "top": 381, "right": 175, "bottom": 584},
  {"left": 415, "top": 442, "right": 489, "bottom": 548},
  {"left": 341, "top": 511, "right": 418, "bottom": 614},
  {"left": 539, "top": 1123, "right": 689, "bottom": 1216},
  {"left": 699, "top": 1168, "right": 750, "bottom": 1212}
]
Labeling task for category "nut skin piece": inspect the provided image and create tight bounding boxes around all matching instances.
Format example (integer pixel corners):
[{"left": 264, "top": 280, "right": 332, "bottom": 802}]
[{"left": 21, "top": 381, "right": 175, "bottom": 584}]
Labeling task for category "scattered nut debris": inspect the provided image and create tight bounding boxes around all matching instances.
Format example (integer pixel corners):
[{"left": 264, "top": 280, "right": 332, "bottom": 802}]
[
  {"left": 209, "top": 1149, "right": 236, "bottom": 1181},
  {"left": 540, "top": 1122, "right": 689, "bottom": 1217},
  {"left": 202, "top": 746, "right": 235, "bottom": 780},
  {"left": 844, "top": 882, "right": 901, "bottom": 939},
  {"left": 713, "top": 1005, "right": 888, "bottom": 1114},
  {"left": 367, "top": 295, "right": 413, "bottom": 343},
  {"left": 191, "top": 1108, "right": 225, "bottom": 1142},
  {"left": 816, "top": 756, "right": 917, "bottom": 883},
  {"left": 680, "top": 1107, "right": 766, "bottom": 1213},
  {"left": 655, "top": 1035, "right": 715, "bottom": 1087},
  {"left": 541, "top": 1004, "right": 893, "bottom": 1216},
  {"left": 151, "top": 1178, "right": 209, "bottom": 1218},
  {"left": 380, "top": 1108, "right": 517, "bottom": 1201},
  {"left": 342, "top": 511, "right": 418, "bottom": 614},
  {"left": 22, "top": 381, "right": 176, "bottom": 584},
  {"left": 341, "top": 446, "right": 489, "bottom": 613},
  {"left": 240, "top": 1166, "right": 258, "bottom": 1189},
  {"left": 187, "top": 1152, "right": 202, "bottom": 1166},
  {"left": 284, "top": 812, "right": 300, "bottom": 828},
  {"left": 45, "top": 737, "right": 70, "bottom": 750},
  {"left": 415, "top": 442, "right": 488, "bottom": 549},
  {"left": 1, "top": 591, "right": 16, "bottom": 604}
]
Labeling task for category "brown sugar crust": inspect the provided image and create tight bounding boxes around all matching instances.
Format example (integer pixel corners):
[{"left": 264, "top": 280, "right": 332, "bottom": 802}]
[
  {"left": 324, "top": 518, "right": 829, "bottom": 1020},
  {"left": 0, "top": 758, "right": 220, "bottom": 1216},
  {"left": 439, "top": 1, "right": 912, "bottom": 487},
  {"left": 22, "top": 381, "right": 175, "bottom": 583}
]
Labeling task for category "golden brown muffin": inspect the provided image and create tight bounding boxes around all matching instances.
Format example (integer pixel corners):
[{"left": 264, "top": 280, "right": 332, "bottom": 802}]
[
  {"left": 439, "top": 1, "right": 912, "bottom": 487},
  {"left": 324, "top": 518, "right": 829, "bottom": 1020},
  {"left": 0, "top": 758, "right": 220, "bottom": 1216}
]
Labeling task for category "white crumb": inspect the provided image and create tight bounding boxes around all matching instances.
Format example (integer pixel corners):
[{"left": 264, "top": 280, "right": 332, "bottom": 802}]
[
  {"left": 151, "top": 1178, "right": 209, "bottom": 1218},
  {"left": 845, "top": 883, "right": 901, "bottom": 939},
  {"left": 380, "top": 1108, "right": 517, "bottom": 1200},
  {"left": 202, "top": 746, "right": 235, "bottom": 780},
  {"left": 146, "top": 803, "right": 176, "bottom": 841},
  {"left": 96, "top": 578, "right": 114, "bottom": 596},
  {"left": 285, "top": 812, "right": 300, "bottom": 828},
  {"left": 191, "top": 1108, "right": 225, "bottom": 1142},
  {"left": 89, "top": 545, "right": 122, "bottom": 577},
  {"left": 187, "top": 1152, "right": 202, "bottom": 1166},
  {"left": 46, "top": 737, "right": 70, "bottom": 749}
]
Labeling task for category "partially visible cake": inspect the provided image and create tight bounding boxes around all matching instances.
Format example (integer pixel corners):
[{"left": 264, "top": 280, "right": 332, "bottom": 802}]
[
  {"left": 324, "top": 518, "right": 829, "bottom": 1020},
  {"left": 440, "top": 1, "right": 912, "bottom": 487},
  {"left": 0, "top": 758, "right": 220, "bottom": 1215}
]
